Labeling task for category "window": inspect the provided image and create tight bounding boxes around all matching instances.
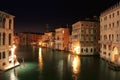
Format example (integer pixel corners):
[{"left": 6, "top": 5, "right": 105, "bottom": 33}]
[
  {"left": 81, "top": 24, "right": 83, "bottom": 26},
  {"left": 2, "top": 62, "right": 6, "bottom": 66},
  {"left": 109, "top": 24, "right": 111, "bottom": 28},
  {"left": 109, "top": 34, "right": 111, "bottom": 41},
  {"left": 104, "top": 16, "right": 107, "bottom": 21},
  {"left": 104, "top": 35, "right": 107, "bottom": 40},
  {"left": 0, "top": 52, "right": 1, "bottom": 59},
  {"left": 81, "top": 48, "right": 83, "bottom": 53},
  {"left": 103, "top": 52, "right": 106, "bottom": 55},
  {"left": 103, "top": 45, "right": 106, "bottom": 49},
  {"left": 0, "top": 33, "right": 1, "bottom": 45},
  {"left": 3, "top": 18, "right": 6, "bottom": 28},
  {"left": 3, "top": 33, "right": 5, "bottom": 45},
  {"left": 117, "top": 21, "right": 119, "bottom": 27},
  {"left": 9, "top": 33, "right": 11, "bottom": 45},
  {"left": 9, "top": 19, "right": 12, "bottom": 29},
  {"left": 117, "top": 11, "right": 119, "bottom": 16},
  {"left": 112, "top": 13, "right": 114, "bottom": 17},
  {"left": 91, "top": 48, "right": 93, "bottom": 52},
  {"left": 108, "top": 45, "right": 111, "bottom": 50},
  {"left": 109, "top": 14, "right": 111, "bottom": 19},
  {"left": 86, "top": 48, "right": 88, "bottom": 52},
  {"left": 112, "top": 34, "right": 114, "bottom": 41},
  {"left": 0, "top": 16, "right": 2, "bottom": 28},
  {"left": 3, "top": 52, "right": 5, "bottom": 58},
  {"left": 112, "top": 23, "right": 114, "bottom": 28}
]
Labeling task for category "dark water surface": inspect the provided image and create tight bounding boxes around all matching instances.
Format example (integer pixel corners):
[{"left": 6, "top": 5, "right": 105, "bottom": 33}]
[{"left": 0, "top": 46, "right": 120, "bottom": 80}]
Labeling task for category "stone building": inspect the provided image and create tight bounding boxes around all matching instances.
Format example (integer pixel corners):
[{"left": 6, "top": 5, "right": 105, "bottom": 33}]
[
  {"left": 99, "top": 2, "right": 120, "bottom": 62},
  {"left": 0, "top": 11, "right": 19, "bottom": 70},
  {"left": 72, "top": 20, "right": 100, "bottom": 55}
]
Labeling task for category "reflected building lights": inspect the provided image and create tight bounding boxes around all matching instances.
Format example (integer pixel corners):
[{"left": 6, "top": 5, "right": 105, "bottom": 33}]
[
  {"left": 10, "top": 71, "right": 18, "bottom": 80},
  {"left": 39, "top": 47, "right": 43, "bottom": 71},
  {"left": 72, "top": 55, "right": 80, "bottom": 74}
]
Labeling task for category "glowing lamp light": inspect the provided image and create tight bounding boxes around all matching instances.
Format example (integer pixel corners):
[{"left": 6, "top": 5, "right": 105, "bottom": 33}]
[
  {"left": 111, "top": 47, "right": 119, "bottom": 63},
  {"left": 73, "top": 46, "right": 80, "bottom": 55},
  {"left": 10, "top": 45, "right": 17, "bottom": 62}
]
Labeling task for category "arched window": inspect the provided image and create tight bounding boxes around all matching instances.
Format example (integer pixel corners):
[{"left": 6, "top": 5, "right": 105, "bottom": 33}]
[
  {"left": 3, "top": 18, "right": 6, "bottom": 28},
  {"left": 91, "top": 48, "right": 93, "bottom": 52},
  {"left": 81, "top": 48, "right": 83, "bottom": 53},
  {"left": 0, "top": 33, "right": 1, "bottom": 45},
  {"left": 86, "top": 48, "right": 88, "bottom": 53},
  {"left": 9, "top": 33, "right": 11, "bottom": 45},
  {"left": 104, "top": 35, "right": 107, "bottom": 40},
  {"left": 9, "top": 19, "right": 12, "bottom": 29},
  {"left": 3, "top": 33, "right": 5, "bottom": 45}
]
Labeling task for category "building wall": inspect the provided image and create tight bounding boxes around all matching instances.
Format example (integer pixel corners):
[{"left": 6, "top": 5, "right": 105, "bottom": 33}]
[
  {"left": 72, "top": 21, "right": 100, "bottom": 55},
  {"left": 100, "top": 2, "right": 120, "bottom": 60},
  {"left": 55, "top": 28, "right": 69, "bottom": 50},
  {"left": 18, "top": 32, "right": 42, "bottom": 46},
  {"left": 0, "top": 11, "right": 15, "bottom": 70},
  {"left": 40, "top": 32, "right": 55, "bottom": 48}
]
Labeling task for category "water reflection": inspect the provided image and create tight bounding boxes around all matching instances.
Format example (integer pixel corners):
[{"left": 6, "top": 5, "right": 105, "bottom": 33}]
[
  {"left": 68, "top": 54, "right": 81, "bottom": 80},
  {"left": 10, "top": 69, "right": 18, "bottom": 80},
  {"left": 72, "top": 55, "right": 80, "bottom": 74},
  {"left": 38, "top": 47, "right": 43, "bottom": 71},
  {"left": 1, "top": 47, "right": 120, "bottom": 80}
]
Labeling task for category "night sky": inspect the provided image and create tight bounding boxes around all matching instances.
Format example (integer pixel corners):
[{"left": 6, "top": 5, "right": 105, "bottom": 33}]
[{"left": 0, "top": 0, "right": 119, "bottom": 33}]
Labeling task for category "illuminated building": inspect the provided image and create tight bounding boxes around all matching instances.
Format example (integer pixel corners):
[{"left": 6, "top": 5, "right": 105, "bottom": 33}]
[
  {"left": 40, "top": 32, "right": 55, "bottom": 48},
  {"left": 99, "top": 2, "right": 120, "bottom": 61},
  {"left": 72, "top": 19, "right": 100, "bottom": 55},
  {"left": 55, "top": 28, "right": 69, "bottom": 50},
  {"left": 17, "top": 32, "right": 42, "bottom": 46},
  {"left": 0, "top": 11, "right": 19, "bottom": 70}
]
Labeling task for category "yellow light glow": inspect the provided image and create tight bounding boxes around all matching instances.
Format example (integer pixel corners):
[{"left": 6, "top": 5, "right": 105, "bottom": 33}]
[
  {"left": 39, "top": 42, "right": 42, "bottom": 45},
  {"left": 72, "top": 56, "right": 80, "bottom": 74},
  {"left": 10, "top": 45, "right": 17, "bottom": 62},
  {"left": 73, "top": 46, "right": 80, "bottom": 55},
  {"left": 39, "top": 47, "right": 43, "bottom": 71},
  {"left": 111, "top": 47, "right": 119, "bottom": 63}
]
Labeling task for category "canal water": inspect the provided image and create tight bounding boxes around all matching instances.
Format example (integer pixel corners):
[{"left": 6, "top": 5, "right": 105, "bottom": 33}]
[{"left": 0, "top": 46, "right": 120, "bottom": 80}]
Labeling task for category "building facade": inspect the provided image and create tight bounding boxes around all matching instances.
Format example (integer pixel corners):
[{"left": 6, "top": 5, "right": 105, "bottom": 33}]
[
  {"left": 0, "top": 11, "right": 19, "bottom": 70},
  {"left": 40, "top": 32, "right": 55, "bottom": 48},
  {"left": 99, "top": 2, "right": 120, "bottom": 62},
  {"left": 55, "top": 28, "right": 69, "bottom": 50},
  {"left": 72, "top": 20, "right": 100, "bottom": 55},
  {"left": 17, "top": 32, "right": 42, "bottom": 46}
]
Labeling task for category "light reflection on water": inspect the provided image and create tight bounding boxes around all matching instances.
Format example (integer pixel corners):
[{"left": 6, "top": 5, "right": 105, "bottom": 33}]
[
  {"left": 72, "top": 55, "right": 80, "bottom": 74},
  {"left": 67, "top": 54, "right": 81, "bottom": 80},
  {"left": 0, "top": 46, "right": 120, "bottom": 80},
  {"left": 10, "top": 68, "right": 19, "bottom": 80},
  {"left": 38, "top": 47, "right": 43, "bottom": 71}
]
